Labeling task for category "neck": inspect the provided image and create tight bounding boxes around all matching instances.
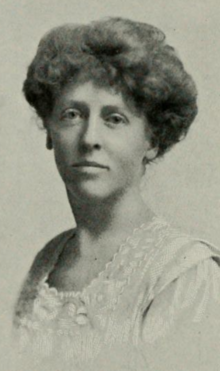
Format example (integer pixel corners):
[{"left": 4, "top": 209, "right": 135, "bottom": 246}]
[{"left": 66, "top": 187, "right": 154, "bottom": 257}]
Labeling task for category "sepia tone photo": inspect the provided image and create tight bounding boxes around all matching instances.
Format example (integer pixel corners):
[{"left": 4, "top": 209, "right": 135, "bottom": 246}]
[{"left": 1, "top": 1, "right": 220, "bottom": 370}]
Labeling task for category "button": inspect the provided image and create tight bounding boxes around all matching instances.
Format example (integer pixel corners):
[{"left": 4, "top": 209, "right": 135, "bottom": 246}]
[
  {"left": 77, "top": 306, "right": 87, "bottom": 315},
  {"left": 75, "top": 314, "right": 88, "bottom": 325}
]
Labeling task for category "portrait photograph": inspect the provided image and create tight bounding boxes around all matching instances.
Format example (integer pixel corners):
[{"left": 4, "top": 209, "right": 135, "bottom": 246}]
[{"left": 0, "top": 0, "right": 220, "bottom": 370}]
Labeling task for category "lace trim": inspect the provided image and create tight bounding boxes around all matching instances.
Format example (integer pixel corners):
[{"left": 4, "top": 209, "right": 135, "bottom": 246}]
[
  {"left": 18, "top": 216, "right": 168, "bottom": 338},
  {"left": 39, "top": 216, "right": 162, "bottom": 300}
]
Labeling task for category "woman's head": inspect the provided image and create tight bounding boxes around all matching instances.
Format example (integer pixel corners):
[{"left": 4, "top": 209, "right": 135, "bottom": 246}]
[{"left": 23, "top": 17, "right": 198, "bottom": 158}]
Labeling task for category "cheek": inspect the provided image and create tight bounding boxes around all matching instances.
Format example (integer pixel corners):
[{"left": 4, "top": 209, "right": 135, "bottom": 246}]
[
  {"left": 112, "top": 138, "right": 144, "bottom": 178},
  {"left": 119, "top": 137, "right": 145, "bottom": 165},
  {"left": 52, "top": 145, "right": 72, "bottom": 175},
  {"left": 52, "top": 132, "right": 77, "bottom": 164}
]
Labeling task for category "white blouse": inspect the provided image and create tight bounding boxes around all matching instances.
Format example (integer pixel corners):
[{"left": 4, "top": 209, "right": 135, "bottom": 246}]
[{"left": 14, "top": 216, "right": 220, "bottom": 370}]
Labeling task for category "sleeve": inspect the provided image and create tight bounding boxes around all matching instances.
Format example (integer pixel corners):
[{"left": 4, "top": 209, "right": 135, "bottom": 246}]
[{"left": 141, "top": 258, "right": 220, "bottom": 371}]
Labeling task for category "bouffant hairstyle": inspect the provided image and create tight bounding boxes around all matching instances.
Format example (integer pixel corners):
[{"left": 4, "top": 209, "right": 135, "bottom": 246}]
[{"left": 23, "top": 17, "right": 198, "bottom": 158}]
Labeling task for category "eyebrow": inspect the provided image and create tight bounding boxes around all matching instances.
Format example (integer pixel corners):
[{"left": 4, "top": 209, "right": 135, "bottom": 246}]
[
  {"left": 60, "top": 100, "right": 129, "bottom": 116},
  {"left": 101, "top": 105, "right": 129, "bottom": 116}
]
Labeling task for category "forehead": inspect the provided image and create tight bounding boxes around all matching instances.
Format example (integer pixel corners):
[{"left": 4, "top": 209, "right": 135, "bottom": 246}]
[
  {"left": 57, "top": 81, "right": 123, "bottom": 105},
  {"left": 55, "top": 80, "right": 141, "bottom": 116}
]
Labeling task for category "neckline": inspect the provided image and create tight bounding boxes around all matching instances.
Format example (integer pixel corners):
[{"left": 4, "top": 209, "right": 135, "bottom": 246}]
[{"left": 41, "top": 215, "right": 160, "bottom": 299}]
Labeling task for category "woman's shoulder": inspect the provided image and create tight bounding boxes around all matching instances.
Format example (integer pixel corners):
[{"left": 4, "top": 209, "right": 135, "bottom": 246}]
[
  {"left": 141, "top": 222, "right": 220, "bottom": 370},
  {"left": 141, "top": 255, "right": 220, "bottom": 370},
  {"left": 156, "top": 237, "right": 220, "bottom": 293},
  {"left": 142, "top": 217, "right": 220, "bottom": 298},
  {"left": 13, "top": 228, "right": 75, "bottom": 326},
  {"left": 23, "top": 228, "right": 76, "bottom": 288},
  {"left": 31, "top": 228, "right": 75, "bottom": 269}
]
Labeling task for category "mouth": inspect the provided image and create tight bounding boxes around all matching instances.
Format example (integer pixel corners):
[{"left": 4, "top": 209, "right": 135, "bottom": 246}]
[{"left": 72, "top": 161, "right": 109, "bottom": 169}]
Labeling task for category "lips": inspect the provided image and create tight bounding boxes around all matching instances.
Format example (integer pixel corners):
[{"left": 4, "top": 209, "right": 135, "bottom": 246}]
[{"left": 72, "top": 161, "right": 109, "bottom": 169}]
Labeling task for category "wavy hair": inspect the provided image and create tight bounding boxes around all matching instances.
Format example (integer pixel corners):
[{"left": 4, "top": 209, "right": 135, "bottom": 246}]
[{"left": 23, "top": 17, "right": 198, "bottom": 158}]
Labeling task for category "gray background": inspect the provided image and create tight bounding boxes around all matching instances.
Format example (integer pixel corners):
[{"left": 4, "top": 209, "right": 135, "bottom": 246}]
[{"left": 0, "top": 0, "right": 220, "bottom": 368}]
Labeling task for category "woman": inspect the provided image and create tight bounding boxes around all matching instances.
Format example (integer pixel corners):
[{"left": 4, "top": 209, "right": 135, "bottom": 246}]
[{"left": 14, "top": 17, "right": 220, "bottom": 370}]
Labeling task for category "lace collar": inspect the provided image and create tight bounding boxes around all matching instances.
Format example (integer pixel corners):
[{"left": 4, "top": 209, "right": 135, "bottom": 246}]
[{"left": 39, "top": 216, "right": 163, "bottom": 300}]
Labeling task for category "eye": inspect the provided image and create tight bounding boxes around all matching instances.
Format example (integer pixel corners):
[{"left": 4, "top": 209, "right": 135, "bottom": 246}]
[
  {"left": 60, "top": 108, "right": 82, "bottom": 121},
  {"left": 105, "top": 113, "right": 128, "bottom": 125}
]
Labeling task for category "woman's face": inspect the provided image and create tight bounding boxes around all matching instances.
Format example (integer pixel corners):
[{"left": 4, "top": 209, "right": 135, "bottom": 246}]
[{"left": 47, "top": 81, "right": 156, "bottom": 202}]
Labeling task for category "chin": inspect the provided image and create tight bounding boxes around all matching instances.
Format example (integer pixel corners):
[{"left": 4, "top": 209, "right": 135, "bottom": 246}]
[{"left": 66, "top": 182, "right": 126, "bottom": 205}]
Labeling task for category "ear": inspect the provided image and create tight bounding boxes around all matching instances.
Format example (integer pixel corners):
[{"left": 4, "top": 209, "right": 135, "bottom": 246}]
[
  {"left": 46, "top": 132, "right": 53, "bottom": 150},
  {"left": 145, "top": 146, "right": 158, "bottom": 161},
  {"left": 144, "top": 140, "right": 158, "bottom": 162}
]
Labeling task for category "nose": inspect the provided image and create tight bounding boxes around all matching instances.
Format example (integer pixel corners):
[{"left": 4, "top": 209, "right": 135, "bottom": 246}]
[{"left": 80, "top": 114, "right": 102, "bottom": 151}]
